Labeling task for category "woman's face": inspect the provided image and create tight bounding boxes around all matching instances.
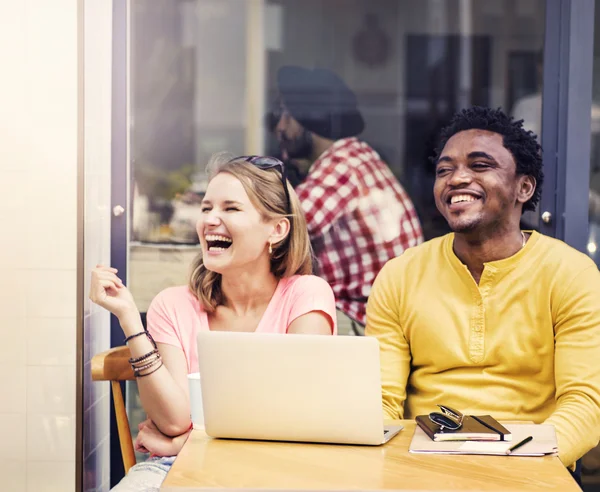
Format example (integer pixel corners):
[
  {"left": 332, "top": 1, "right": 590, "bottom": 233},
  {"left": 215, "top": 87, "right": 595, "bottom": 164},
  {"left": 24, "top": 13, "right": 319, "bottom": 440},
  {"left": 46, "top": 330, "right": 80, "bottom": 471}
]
[{"left": 197, "top": 172, "right": 276, "bottom": 274}]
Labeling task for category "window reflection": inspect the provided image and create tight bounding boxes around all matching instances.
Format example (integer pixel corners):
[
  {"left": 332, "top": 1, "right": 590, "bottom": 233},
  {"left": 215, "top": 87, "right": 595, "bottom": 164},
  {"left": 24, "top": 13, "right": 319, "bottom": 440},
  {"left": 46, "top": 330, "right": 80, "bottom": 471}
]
[
  {"left": 590, "top": 7, "right": 600, "bottom": 265},
  {"left": 127, "top": 0, "right": 546, "bottom": 312}
]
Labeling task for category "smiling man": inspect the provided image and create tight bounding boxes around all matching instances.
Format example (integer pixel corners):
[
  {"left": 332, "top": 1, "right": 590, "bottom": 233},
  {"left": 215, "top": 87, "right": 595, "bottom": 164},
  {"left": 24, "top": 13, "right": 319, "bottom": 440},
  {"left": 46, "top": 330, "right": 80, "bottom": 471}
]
[{"left": 365, "top": 107, "right": 600, "bottom": 475}]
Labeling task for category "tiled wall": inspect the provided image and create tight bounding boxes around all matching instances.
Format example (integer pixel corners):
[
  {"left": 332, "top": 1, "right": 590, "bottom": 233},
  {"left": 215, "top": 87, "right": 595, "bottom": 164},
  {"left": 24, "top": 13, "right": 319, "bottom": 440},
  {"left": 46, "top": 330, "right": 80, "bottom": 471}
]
[
  {"left": 82, "top": 0, "right": 113, "bottom": 491},
  {"left": 0, "top": 0, "right": 78, "bottom": 490}
]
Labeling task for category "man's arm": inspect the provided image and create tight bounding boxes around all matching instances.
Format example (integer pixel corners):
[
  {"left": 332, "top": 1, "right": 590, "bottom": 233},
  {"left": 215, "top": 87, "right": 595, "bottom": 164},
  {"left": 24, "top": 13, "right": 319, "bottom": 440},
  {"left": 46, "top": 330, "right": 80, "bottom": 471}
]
[
  {"left": 365, "top": 260, "right": 411, "bottom": 420},
  {"left": 545, "top": 264, "right": 600, "bottom": 467}
]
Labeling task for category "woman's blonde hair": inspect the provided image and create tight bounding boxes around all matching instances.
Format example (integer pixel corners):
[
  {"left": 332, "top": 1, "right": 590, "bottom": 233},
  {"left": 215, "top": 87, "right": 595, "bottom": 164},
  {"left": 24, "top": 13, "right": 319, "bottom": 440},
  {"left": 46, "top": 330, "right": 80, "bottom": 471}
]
[{"left": 189, "top": 153, "right": 313, "bottom": 312}]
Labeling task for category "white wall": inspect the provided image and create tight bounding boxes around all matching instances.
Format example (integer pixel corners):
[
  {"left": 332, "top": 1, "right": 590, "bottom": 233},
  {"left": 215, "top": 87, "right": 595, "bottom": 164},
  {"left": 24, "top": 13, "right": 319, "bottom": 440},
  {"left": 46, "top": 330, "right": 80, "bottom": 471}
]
[{"left": 0, "top": 0, "right": 78, "bottom": 491}]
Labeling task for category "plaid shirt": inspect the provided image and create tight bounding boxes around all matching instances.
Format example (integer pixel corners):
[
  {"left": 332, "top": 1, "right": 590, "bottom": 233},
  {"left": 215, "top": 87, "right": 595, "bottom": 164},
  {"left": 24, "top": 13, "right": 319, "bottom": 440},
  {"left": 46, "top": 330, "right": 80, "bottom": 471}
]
[{"left": 296, "top": 137, "right": 423, "bottom": 324}]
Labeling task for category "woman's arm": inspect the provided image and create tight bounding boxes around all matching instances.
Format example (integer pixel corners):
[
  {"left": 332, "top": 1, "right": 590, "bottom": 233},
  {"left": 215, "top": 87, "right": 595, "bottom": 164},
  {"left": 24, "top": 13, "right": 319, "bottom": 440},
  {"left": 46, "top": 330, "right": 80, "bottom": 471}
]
[
  {"left": 90, "top": 266, "right": 191, "bottom": 436},
  {"left": 135, "top": 418, "right": 192, "bottom": 457},
  {"left": 287, "top": 311, "right": 333, "bottom": 335},
  {"left": 285, "top": 276, "right": 337, "bottom": 335},
  {"left": 135, "top": 340, "right": 192, "bottom": 436}
]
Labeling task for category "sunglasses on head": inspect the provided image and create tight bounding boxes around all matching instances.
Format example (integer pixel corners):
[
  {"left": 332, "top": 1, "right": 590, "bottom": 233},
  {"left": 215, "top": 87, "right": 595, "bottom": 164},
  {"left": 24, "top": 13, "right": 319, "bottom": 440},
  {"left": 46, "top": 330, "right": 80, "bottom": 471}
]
[
  {"left": 428, "top": 405, "right": 464, "bottom": 431},
  {"left": 229, "top": 155, "right": 291, "bottom": 214}
]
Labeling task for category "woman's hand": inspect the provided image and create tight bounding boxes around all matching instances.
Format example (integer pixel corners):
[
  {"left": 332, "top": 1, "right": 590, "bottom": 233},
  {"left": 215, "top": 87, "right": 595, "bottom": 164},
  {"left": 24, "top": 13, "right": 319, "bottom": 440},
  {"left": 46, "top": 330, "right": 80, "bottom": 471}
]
[
  {"left": 89, "top": 265, "right": 138, "bottom": 322},
  {"left": 135, "top": 419, "right": 191, "bottom": 457}
]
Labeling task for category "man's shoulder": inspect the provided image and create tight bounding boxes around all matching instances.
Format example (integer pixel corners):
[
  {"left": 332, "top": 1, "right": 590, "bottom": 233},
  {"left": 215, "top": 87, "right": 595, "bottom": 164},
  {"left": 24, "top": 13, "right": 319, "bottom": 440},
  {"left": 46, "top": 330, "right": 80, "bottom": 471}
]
[
  {"left": 534, "top": 233, "right": 597, "bottom": 272},
  {"left": 531, "top": 234, "right": 599, "bottom": 299},
  {"left": 321, "top": 138, "right": 379, "bottom": 168},
  {"left": 298, "top": 140, "right": 360, "bottom": 190},
  {"left": 308, "top": 138, "right": 386, "bottom": 180}
]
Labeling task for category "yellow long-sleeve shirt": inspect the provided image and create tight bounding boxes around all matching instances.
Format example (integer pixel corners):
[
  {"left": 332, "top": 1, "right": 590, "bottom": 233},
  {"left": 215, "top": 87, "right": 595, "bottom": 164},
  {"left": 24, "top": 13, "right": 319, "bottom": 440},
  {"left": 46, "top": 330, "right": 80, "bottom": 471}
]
[{"left": 366, "top": 231, "right": 600, "bottom": 467}]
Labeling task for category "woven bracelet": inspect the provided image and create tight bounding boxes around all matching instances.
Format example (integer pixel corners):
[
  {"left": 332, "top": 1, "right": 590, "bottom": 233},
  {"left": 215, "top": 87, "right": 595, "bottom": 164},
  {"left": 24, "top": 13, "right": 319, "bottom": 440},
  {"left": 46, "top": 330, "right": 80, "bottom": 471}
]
[
  {"left": 124, "top": 331, "right": 145, "bottom": 344},
  {"left": 124, "top": 330, "right": 157, "bottom": 349}
]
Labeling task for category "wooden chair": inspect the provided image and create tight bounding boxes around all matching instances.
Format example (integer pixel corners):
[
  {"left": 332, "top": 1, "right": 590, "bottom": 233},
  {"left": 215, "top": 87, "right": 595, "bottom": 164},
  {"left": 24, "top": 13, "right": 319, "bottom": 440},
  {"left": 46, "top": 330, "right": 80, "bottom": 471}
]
[
  {"left": 91, "top": 346, "right": 136, "bottom": 473},
  {"left": 351, "top": 320, "right": 365, "bottom": 336}
]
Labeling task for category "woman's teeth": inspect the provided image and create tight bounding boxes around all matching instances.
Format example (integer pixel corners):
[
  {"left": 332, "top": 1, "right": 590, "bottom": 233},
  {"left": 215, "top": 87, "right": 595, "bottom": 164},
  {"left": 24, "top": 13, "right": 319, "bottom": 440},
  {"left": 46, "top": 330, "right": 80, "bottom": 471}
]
[
  {"left": 205, "top": 234, "right": 232, "bottom": 243},
  {"left": 205, "top": 234, "right": 233, "bottom": 251}
]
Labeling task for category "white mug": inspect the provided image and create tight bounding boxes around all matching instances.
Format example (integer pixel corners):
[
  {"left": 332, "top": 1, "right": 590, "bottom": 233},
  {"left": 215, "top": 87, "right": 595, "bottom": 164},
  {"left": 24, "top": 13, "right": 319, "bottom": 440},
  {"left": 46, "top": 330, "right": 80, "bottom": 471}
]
[{"left": 187, "top": 372, "right": 204, "bottom": 428}]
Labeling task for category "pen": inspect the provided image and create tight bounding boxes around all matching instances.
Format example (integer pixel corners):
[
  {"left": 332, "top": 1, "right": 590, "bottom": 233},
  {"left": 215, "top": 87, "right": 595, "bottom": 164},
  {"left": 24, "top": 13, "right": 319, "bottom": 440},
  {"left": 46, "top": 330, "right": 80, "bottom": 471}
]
[
  {"left": 471, "top": 415, "right": 505, "bottom": 437},
  {"left": 505, "top": 435, "right": 533, "bottom": 455}
]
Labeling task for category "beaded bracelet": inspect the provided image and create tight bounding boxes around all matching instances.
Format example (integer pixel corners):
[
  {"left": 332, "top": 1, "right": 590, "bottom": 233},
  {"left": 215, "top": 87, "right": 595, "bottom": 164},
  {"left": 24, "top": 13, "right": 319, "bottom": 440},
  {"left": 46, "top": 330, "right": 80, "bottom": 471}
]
[
  {"left": 134, "top": 358, "right": 162, "bottom": 376},
  {"left": 129, "top": 348, "right": 159, "bottom": 365},
  {"left": 133, "top": 354, "right": 161, "bottom": 374},
  {"left": 132, "top": 354, "right": 162, "bottom": 373},
  {"left": 136, "top": 361, "right": 164, "bottom": 378},
  {"left": 129, "top": 350, "right": 160, "bottom": 375}
]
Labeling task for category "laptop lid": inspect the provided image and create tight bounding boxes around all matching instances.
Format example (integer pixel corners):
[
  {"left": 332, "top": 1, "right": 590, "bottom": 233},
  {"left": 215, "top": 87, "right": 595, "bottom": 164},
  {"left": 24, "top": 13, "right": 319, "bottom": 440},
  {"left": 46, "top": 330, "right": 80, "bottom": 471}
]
[{"left": 196, "top": 331, "right": 386, "bottom": 445}]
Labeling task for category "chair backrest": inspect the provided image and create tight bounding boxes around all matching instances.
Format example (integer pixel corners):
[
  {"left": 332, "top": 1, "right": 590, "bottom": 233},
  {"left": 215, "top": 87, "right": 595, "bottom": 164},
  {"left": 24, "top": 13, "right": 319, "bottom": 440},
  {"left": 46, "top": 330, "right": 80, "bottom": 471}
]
[
  {"left": 351, "top": 320, "right": 365, "bottom": 336},
  {"left": 91, "top": 346, "right": 136, "bottom": 473}
]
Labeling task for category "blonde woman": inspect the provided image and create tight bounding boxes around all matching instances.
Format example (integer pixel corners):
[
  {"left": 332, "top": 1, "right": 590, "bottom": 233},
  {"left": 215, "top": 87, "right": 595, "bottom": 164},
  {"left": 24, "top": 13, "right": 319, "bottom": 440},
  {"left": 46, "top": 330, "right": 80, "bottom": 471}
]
[{"left": 90, "top": 155, "right": 337, "bottom": 491}]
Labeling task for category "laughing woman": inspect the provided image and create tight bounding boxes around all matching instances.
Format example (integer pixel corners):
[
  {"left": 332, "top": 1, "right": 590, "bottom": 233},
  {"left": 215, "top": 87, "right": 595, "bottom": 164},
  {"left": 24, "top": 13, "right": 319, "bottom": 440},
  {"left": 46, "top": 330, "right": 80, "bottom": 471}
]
[{"left": 89, "top": 154, "right": 337, "bottom": 491}]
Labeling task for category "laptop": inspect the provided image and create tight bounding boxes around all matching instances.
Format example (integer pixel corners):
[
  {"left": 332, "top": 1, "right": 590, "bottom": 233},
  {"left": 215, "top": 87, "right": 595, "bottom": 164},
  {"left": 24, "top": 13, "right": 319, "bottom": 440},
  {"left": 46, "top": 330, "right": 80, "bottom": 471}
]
[{"left": 196, "top": 331, "right": 403, "bottom": 445}]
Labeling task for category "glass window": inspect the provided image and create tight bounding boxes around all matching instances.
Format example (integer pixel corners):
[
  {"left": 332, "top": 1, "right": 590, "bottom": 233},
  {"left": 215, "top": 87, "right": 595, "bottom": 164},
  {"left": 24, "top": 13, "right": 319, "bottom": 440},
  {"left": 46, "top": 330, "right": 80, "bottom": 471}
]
[
  {"left": 127, "top": 0, "right": 545, "bottom": 315},
  {"left": 588, "top": 7, "right": 600, "bottom": 265},
  {"left": 122, "top": 0, "right": 546, "bottom": 465}
]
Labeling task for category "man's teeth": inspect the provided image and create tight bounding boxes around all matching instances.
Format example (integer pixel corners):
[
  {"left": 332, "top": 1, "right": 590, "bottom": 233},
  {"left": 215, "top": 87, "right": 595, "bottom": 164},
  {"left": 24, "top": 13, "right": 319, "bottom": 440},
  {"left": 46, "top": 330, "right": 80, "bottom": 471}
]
[
  {"left": 205, "top": 234, "right": 232, "bottom": 243},
  {"left": 450, "top": 194, "right": 478, "bottom": 204}
]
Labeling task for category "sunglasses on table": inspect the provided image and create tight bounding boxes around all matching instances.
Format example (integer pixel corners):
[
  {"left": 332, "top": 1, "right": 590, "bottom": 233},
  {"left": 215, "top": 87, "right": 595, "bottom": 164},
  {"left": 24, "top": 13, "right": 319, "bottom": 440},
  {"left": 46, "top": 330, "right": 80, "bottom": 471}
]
[
  {"left": 428, "top": 405, "right": 464, "bottom": 431},
  {"left": 229, "top": 155, "right": 291, "bottom": 214}
]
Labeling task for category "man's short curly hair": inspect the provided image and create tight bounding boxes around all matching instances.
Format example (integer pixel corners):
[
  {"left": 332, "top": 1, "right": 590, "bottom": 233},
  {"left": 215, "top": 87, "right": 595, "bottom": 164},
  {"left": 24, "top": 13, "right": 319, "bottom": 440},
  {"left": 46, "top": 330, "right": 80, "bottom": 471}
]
[{"left": 432, "top": 106, "right": 544, "bottom": 212}]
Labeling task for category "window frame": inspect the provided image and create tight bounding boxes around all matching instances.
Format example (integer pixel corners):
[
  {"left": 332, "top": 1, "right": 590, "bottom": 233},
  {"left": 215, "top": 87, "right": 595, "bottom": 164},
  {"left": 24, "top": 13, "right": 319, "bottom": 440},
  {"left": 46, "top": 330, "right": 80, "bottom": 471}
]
[{"left": 540, "top": 0, "right": 595, "bottom": 252}]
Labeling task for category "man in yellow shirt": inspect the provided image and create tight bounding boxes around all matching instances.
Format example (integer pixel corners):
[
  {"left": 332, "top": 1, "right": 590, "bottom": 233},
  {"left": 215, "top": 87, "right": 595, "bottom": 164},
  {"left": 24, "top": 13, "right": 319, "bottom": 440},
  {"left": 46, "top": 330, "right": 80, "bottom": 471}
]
[{"left": 366, "top": 106, "right": 600, "bottom": 474}]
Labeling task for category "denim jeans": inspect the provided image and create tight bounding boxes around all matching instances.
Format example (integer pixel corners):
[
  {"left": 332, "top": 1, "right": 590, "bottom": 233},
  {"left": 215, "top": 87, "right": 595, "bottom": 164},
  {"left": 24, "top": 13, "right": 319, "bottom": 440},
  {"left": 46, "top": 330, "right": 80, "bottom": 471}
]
[{"left": 111, "top": 456, "right": 175, "bottom": 492}]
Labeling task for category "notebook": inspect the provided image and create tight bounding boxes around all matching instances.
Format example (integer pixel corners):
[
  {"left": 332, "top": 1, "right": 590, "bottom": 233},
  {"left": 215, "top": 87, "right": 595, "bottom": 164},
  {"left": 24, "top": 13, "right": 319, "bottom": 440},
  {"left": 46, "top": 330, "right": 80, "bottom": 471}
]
[
  {"left": 416, "top": 414, "right": 512, "bottom": 441},
  {"left": 409, "top": 423, "right": 558, "bottom": 456}
]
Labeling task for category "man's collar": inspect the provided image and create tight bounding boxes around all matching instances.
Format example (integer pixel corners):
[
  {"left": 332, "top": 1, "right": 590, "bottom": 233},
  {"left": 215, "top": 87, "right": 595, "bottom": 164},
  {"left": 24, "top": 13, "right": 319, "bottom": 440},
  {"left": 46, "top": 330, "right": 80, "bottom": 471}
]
[{"left": 314, "top": 137, "right": 359, "bottom": 163}]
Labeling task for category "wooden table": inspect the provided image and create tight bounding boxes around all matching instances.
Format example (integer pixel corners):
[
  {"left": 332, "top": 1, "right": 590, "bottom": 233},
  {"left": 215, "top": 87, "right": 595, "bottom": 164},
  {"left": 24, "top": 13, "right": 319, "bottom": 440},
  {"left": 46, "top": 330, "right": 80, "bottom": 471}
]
[{"left": 161, "top": 420, "right": 579, "bottom": 491}]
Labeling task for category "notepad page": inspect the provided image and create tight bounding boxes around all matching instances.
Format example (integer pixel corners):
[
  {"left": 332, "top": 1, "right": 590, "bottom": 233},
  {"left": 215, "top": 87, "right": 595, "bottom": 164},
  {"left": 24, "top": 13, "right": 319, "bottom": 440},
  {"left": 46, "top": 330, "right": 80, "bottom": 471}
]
[
  {"left": 409, "top": 423, "right": 558, "bottom": 456},
  {"left": 457, "top": 440, "right": 545, "bottom": 456}
]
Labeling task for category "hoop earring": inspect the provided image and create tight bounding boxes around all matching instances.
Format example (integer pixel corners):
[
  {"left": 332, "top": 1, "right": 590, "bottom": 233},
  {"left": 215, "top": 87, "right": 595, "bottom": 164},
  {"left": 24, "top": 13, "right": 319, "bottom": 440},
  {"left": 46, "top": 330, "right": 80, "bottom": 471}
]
[{"left": 268, "top": 241, "right": 273, "bottom": 255}]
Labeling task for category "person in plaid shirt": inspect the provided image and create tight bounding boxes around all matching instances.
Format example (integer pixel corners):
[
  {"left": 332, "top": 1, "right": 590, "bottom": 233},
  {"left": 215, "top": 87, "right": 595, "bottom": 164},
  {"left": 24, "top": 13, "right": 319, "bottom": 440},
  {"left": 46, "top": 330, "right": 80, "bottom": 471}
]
[{"left": 274, "top": 66, "right": 423, "bottom": 325}]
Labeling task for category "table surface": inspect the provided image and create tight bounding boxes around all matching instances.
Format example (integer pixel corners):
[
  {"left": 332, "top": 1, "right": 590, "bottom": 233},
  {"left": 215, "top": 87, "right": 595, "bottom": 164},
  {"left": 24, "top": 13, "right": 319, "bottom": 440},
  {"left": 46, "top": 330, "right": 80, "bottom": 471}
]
[{"left": 161, "top": 420, "right": 578, "bottom": 491}]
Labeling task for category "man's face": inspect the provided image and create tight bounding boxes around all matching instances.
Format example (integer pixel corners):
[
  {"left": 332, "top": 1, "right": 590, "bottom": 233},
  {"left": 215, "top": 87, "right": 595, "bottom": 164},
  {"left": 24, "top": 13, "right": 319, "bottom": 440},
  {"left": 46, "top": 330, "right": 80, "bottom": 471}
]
[
  {"left": 274, "top": 106, "right": 314, "bottom": 160},
  {"left": 433, "top": 129, "right": 532, "bottom": 234}
]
